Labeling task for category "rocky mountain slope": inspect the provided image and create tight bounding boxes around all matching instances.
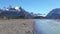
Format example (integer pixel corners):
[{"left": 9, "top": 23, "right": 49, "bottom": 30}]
[
  {"left": 46, "top": 8, "right": 60, "bottom": 19},
  {"left": 0, "top": 7, "right": 33, "bottom": 19}
]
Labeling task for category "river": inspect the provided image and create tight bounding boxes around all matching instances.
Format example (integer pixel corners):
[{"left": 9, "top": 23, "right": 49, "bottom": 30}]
[{"left": 34, "top": 19, "right": 60, "bottom": 34}]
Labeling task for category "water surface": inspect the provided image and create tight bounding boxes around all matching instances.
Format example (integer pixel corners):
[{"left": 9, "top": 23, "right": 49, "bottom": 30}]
[{"left": 34, "top": 19, "right": 60, "bottom": 34}]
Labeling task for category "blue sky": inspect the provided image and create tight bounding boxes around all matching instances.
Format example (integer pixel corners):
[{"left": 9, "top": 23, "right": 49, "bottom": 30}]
[{"left": 0, "top": 0, "right": 60, "bottom": 16}]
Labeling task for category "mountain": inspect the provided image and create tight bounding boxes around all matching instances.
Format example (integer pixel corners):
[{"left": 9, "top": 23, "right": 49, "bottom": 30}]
[
  {"left": 46, "top": 8, "right": 60, "bottom": 19},
  {"left": 0, "top": 7, "right": 34, "bottom": 19}
]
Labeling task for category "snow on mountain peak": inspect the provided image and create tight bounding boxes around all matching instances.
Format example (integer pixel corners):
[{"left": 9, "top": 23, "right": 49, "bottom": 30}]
[{"left": 15, "top": 6, "right": 19, "bottom": 10}]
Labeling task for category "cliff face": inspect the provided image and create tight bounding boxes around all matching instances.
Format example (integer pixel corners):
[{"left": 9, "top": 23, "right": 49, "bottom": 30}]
[{"left": 46, "top": 8, "right": 60, "bottom": 19}]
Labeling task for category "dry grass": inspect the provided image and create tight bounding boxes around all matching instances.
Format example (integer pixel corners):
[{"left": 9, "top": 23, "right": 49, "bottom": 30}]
[{"left": 0, "top": 19, "right": 34, "bottom": 34}]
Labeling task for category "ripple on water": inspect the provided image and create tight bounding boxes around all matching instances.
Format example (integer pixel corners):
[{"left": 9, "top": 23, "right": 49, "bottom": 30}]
[{"left": 34, "top": 19, "right": 60, "bottom": 34}]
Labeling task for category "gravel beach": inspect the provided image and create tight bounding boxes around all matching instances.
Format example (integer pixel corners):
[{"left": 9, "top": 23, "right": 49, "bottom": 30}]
[{"left": 0, "top": 19, "right": 34, "bottom": 34}]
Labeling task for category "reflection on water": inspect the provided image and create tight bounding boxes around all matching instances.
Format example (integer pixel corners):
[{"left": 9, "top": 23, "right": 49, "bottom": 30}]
[{"left": 34, "top": 19, "right": 60, "bottom": 34}]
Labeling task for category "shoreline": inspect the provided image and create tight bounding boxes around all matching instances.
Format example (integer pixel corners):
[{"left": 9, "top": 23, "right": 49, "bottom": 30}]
[{"left": 0, "top": 19, "right": 34, "bottom": 34}]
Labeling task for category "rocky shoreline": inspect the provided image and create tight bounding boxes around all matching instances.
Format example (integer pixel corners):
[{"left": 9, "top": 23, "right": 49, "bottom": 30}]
[{"left": 0, "top": 19, "right": 34, "bottom": 34}]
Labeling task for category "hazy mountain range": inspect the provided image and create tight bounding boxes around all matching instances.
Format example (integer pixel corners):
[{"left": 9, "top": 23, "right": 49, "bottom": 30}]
[
  {"left": 0, "top": 6, "right": 60, "bottom": 19},
  {"left": 0, "top": 6, "right": 34, "bottom": 19}
]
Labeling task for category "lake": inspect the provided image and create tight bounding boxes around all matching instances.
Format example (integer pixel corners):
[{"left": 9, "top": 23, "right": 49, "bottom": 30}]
[{"left": 34, "top": 19, "right": 60, "bottom": 34}]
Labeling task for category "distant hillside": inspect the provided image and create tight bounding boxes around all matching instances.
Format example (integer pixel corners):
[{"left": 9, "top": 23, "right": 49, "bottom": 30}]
[
  {"left": 46, "top": 8, "right": 60, "bottom": 19},
  {"left": 34, "top": 16, "right": 46, "bottom": 19}
]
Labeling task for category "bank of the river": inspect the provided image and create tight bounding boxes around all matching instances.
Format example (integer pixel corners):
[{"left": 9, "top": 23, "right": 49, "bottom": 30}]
[{"left": 0, "top": 19, "right": 34, "bottom": 34}]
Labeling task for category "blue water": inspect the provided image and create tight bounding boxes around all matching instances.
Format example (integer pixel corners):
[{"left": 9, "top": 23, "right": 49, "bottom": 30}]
[{"left": 34, "top": 19, "right": 60, "bottom": 34}]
